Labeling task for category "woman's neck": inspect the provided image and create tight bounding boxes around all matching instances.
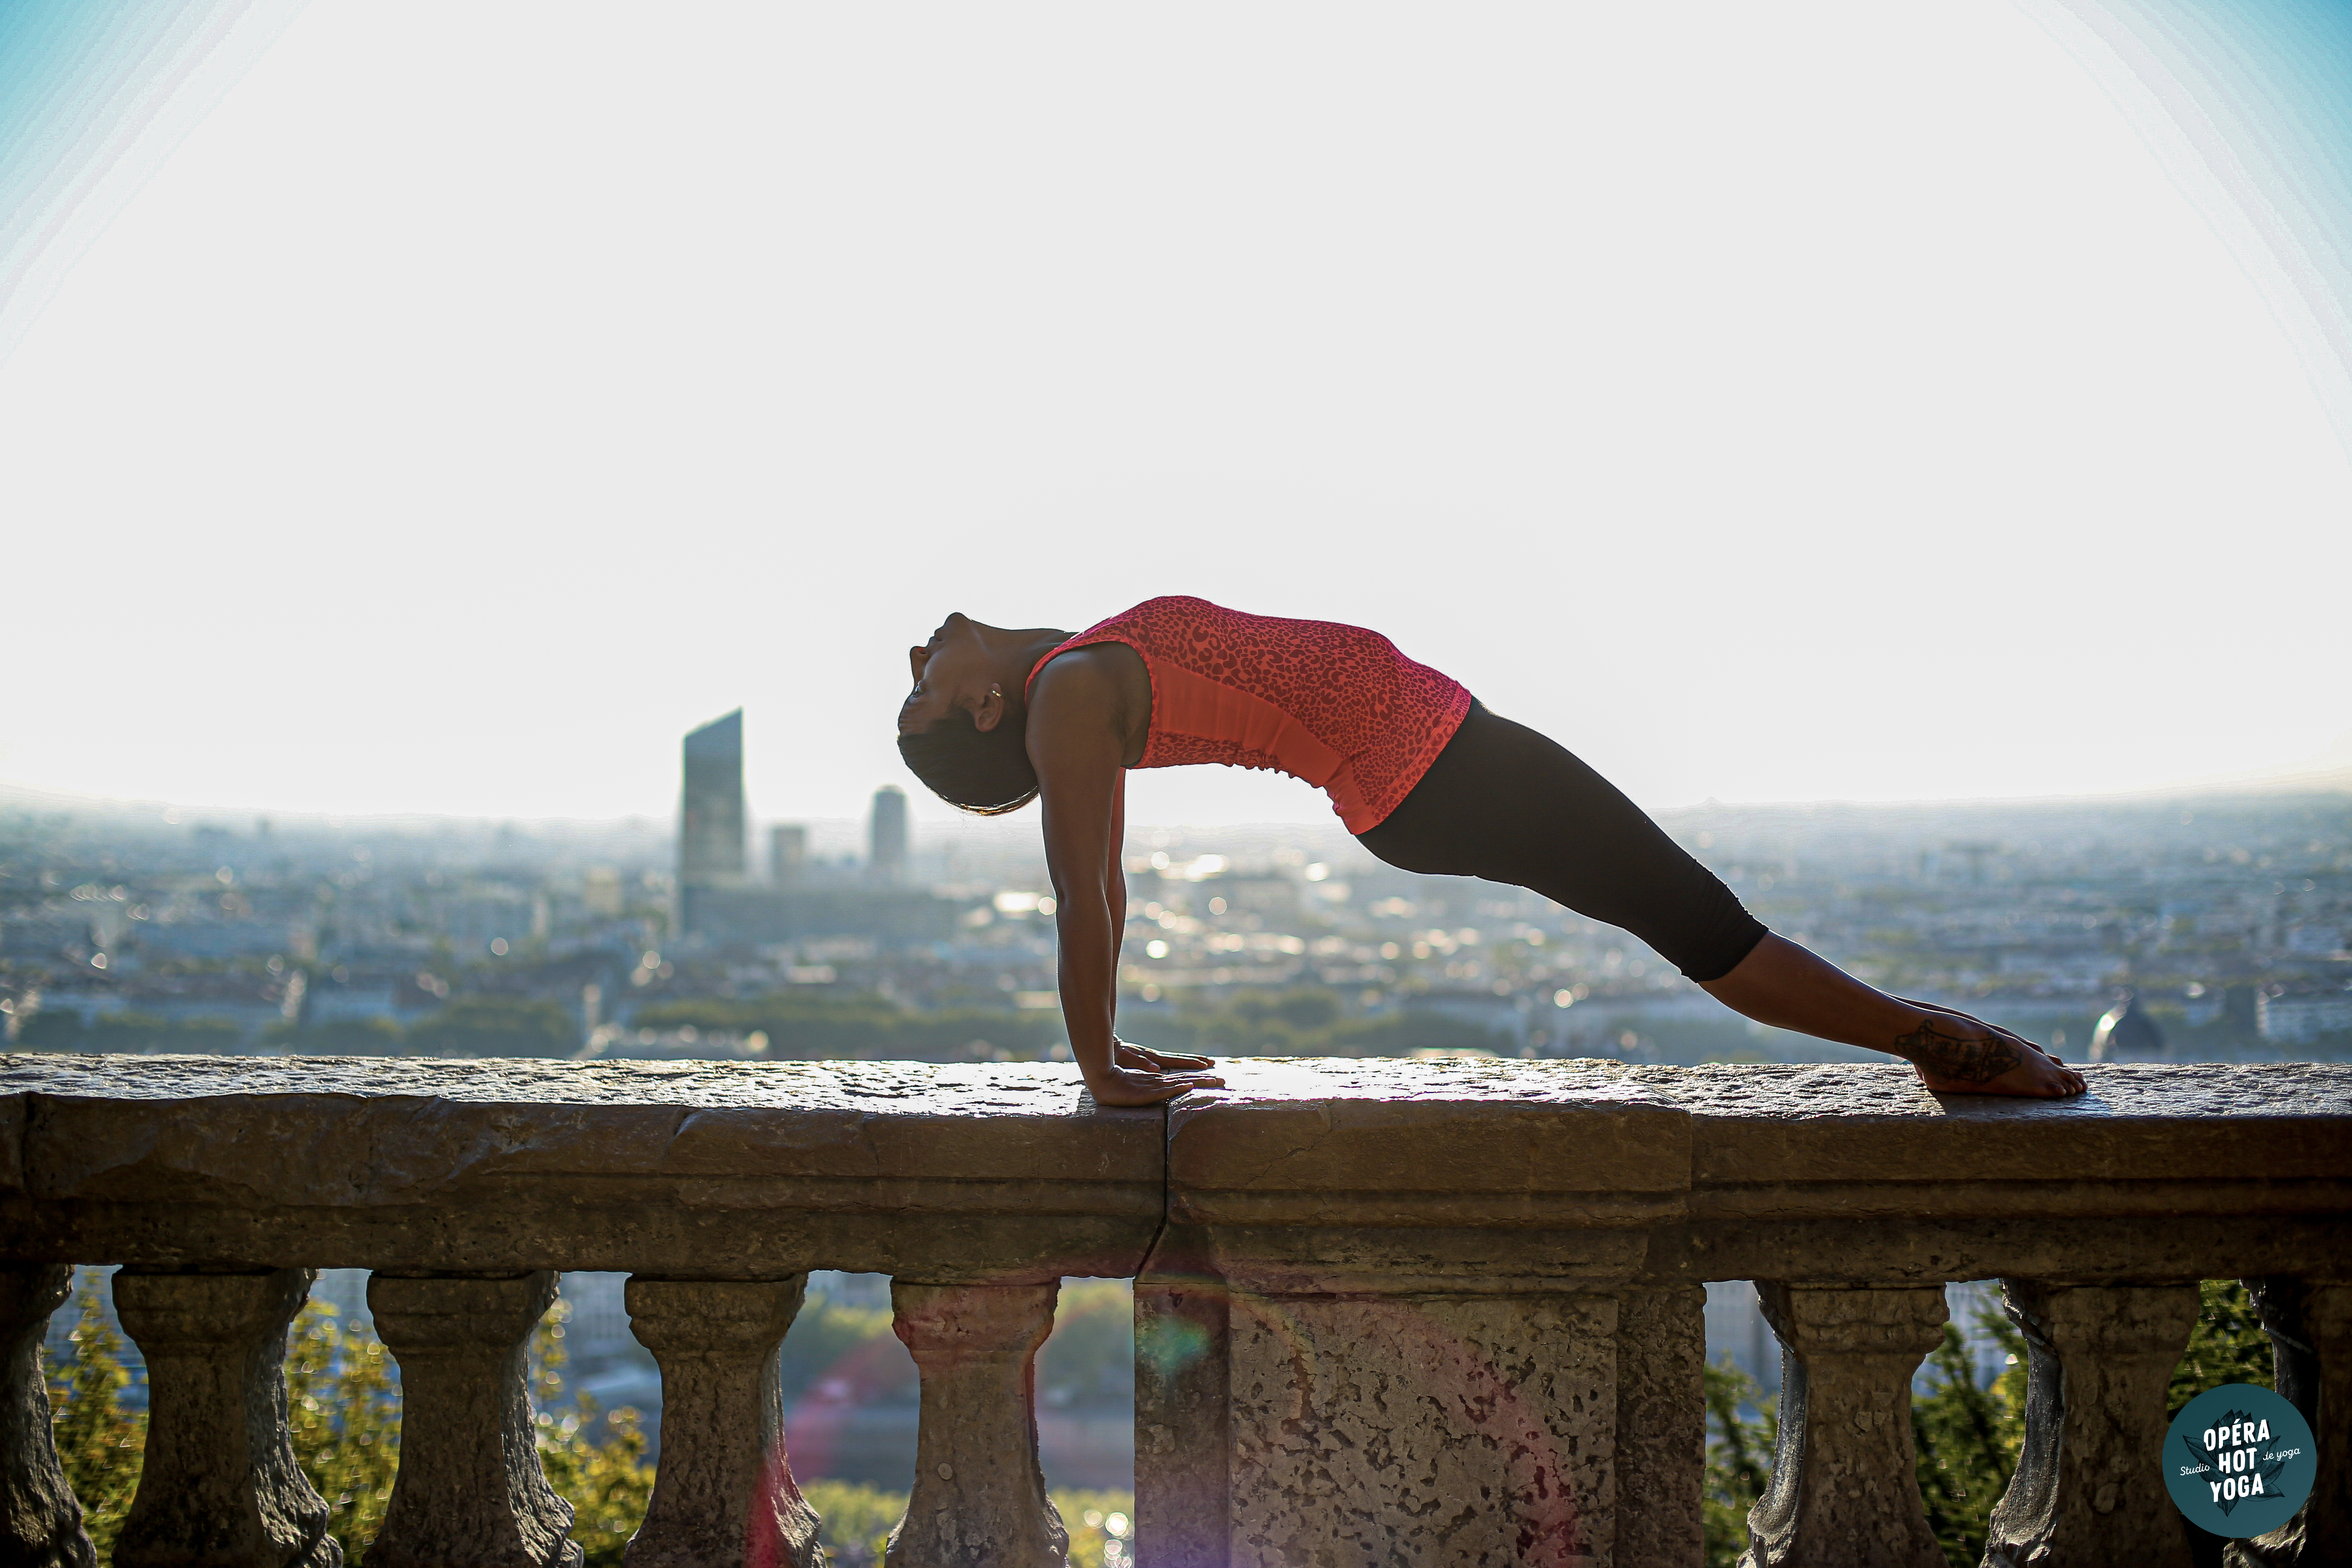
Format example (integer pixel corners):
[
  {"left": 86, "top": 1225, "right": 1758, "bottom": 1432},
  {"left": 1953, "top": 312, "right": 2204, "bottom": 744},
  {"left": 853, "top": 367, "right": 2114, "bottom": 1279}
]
[{"left": 1000, "top": 626, "right": 1074, "bottom": 691}]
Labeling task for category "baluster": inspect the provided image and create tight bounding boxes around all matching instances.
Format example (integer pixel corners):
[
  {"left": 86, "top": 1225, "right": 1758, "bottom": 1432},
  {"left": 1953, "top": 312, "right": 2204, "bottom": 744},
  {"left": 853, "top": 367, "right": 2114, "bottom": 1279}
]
[
  {"left": 1133, "top": 1272, "right": 1229, "bottom": 1568},
  {"left": 886, "top": 1281, "right": 1066, "bottom": 1568},
  {"left": 622, "top": 1277, "right": 818, "bottom": 1568},
  {"left": 365, "top": 1272, "right": 581, "bottom": 1568},
  {"left": 112, "top": 1267, "right": 337, "bottom": 1568},
  {"left": 1, "top": 1263, "right": 94, "bottom": 1568},
  {"left": 1984, "top": 1281, "right": 2199, "bottom": 1568},
  {"left": 2230, "top": 1278, "right": 2352, "bottom": 1568},
  {"left": 1743, "top": 1282, "right": 1947, "bottom": 1568},
  {"left": 1616, "top": 1286, "right": 1705, "bottom": 1568},
  {"left": 1215, "top": 1285, "right": 1621, "bottom": 1566}
]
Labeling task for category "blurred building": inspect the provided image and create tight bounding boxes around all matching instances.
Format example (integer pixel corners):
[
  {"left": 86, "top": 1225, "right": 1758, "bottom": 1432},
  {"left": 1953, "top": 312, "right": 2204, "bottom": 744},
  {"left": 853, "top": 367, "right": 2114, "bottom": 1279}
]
[
  {"left": 2088, "top": 993, "right": 2166, "bottom": 1061},
  {"left": 771, "top": 824, "right": 808, "bottom": 885},
  {"left": 869, "top": 786, "right": 908, "bottom": 884},
  {"left": 2260, "top": 988, "right": 2352, "bottom": 1043},
  {"left": 680, "top": 710, "right": 746, "bottom": 934}
]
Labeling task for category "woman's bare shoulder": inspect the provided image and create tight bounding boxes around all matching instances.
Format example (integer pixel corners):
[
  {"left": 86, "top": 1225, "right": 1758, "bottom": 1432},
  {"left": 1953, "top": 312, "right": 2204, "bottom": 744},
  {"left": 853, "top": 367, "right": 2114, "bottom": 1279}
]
[
  {"left": 1030, "top": 640, "right": 1147, "bottom": 702},
  {"left": 1029, "top": 641, "right": 1151, "bottom": 764}
]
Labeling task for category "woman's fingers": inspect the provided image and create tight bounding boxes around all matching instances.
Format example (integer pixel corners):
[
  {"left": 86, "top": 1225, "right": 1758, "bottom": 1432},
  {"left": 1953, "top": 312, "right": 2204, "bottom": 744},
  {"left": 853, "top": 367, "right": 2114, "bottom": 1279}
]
[
  {"left": 1086, "top": 1068, "right": 1227, "bottom": 1107},
  {"left": 1114, "top": 1042, "right": 1218, "bottom": 1072}
]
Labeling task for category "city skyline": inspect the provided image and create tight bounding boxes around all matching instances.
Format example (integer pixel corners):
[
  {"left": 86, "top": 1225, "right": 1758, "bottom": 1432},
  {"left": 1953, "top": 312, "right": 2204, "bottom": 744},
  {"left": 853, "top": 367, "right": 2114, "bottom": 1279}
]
[{"left": 5, "top": 730, "right": 2349, "bottom": 845}]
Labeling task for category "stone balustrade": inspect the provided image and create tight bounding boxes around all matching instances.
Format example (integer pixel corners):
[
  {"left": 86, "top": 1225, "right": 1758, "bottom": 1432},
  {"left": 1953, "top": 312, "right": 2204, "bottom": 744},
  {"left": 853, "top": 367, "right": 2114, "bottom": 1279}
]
[{"left": 0, "top": 1053, "right": 2346, "bottom": 1568}]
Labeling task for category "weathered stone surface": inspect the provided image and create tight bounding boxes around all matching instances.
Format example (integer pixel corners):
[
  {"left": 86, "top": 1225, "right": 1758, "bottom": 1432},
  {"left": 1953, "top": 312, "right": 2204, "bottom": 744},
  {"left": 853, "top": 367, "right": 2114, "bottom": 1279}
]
[
  {"left": 365, "top": 1273, "right": 579, "bottom": 1568},
  {"left": 1225, "top": 1290, "right": 1617, "bottom": 1568},
  {"left": 1640, "top": 1060, "right": 2352, "bottom": 1209},
  {"left": 1614, "top": 1288, "right": 1704, "bottom": 1568},
  {"left": 1167, "top": 1058, "right": 1688, "bottom": 1207},
  {"left": 112, "top": 1269, "right": 336, "bottom": 1568},
  {"left": 2230, "top": 1278, "right": 2352, "bottom": 1568},
  {"left": 0, "top": 1056, "right": 1163, "bottom": 1281},
  {"left": 1985, "top": 1281, "right": 2199, "bottom": 1568},
  {"left": 0, "top": 1265, "right": 93, "bottom": 1568},
  {"left": 1743, "top": 1283, "right": 1947, "bottom": 1568},
  {"left": 1166, "top": 1061, "right": 1675, "bottom": 1298},
  {"left": 886, "top": 1283, "right": 1066, "bottom": 1568},
  {"left": 1132, "top": 1263, "right": 1230, "bottom": 1568},
  {"left": 623, "top": 1278, "right": 819, "bottom": 1568},
  {"left": 1641, "top": 1214, "right": 2352, "bottom": 1290}
]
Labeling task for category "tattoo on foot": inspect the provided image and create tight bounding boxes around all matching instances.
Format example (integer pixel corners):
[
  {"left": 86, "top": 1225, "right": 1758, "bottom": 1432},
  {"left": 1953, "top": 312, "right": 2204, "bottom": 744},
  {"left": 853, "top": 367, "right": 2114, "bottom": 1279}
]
[{"left": 1896, "top": 1022, "right": 2022, "bottom": 1085}]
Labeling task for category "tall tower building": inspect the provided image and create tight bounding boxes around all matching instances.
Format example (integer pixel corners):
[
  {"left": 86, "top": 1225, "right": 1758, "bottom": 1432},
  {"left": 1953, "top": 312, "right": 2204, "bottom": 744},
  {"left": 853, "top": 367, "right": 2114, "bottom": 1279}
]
[
  {"left": 679, "top": 710, "right": 746, "bottom": 895},
  {"left": 869, "top": 784, "right": 909, "bottom": 884}
]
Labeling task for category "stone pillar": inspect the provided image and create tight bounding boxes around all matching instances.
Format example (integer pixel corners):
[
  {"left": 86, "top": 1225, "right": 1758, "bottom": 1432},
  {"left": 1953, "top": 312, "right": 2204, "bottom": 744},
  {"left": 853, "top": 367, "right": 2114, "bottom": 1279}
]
[
  {"left": 1984, "top": 1281, "right": 2199, "bottom": 1568},
  {"left": 112, "top": 1267, "right": 338, "bottom": 1568},
  {"left": 0, "top": 1265, "right": 94, "bottom": 1568},
  {"left": 1742, "top": 1282, "right": 1947, "bottom": 1568},
  {"left": 885, "top": 1281, "right": 1067, "bottom": 1568},
  {"left": 1222, "top": 1288, "right": 1619, "bottom": 1568},
  {"left": 1615, "top": 1286, "right": 1705, "bottom": 1568},
  {"left": 622, "top": 1277, "right": 818, "bottom": 1568},
  {"left": 365, "top": 1273, "right": 581, "bottom": 1568},
  {"left": 1134, "top": 1269, "right": 1229, "bottom": 1568},
  {"left": 2229, "top": 1278, "right": 2352, "bottom": 1568}
]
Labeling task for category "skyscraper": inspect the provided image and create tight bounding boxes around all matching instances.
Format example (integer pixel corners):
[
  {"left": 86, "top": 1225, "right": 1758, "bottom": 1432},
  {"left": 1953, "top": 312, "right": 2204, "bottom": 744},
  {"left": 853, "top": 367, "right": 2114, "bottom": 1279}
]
[
  {"left": 869, "top": 784, "right": 909, "bottom": 884},
  {"left": 679, "top": 710, "right": 746, "bottom": 897}
]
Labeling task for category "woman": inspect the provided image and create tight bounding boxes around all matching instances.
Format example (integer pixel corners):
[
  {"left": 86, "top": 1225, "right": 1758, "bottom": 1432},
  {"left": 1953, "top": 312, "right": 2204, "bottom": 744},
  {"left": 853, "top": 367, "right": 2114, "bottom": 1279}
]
[{"left": 898, "top": 597, "right": 2085, "bottom": 1108}]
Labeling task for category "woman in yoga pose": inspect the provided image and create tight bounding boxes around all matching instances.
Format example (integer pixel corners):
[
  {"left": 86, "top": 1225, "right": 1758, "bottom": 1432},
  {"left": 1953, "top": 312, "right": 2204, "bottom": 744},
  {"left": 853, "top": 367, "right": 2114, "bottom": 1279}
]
[{"left": 897, "top": 597, "right": 2086, "bottom": 1108}]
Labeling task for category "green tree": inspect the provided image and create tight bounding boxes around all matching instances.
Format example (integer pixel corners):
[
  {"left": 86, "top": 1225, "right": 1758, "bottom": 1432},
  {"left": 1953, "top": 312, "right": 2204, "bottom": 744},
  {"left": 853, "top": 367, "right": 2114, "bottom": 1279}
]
[
  {"left": 1701, "top": 1355, "right": 1775, "bottom": 1568},
  {"left": 284, "top": 1298, "right": 402, "bottom": 1556},
  {"left": 1911, "top": 1314, "right": 2027, "bottom": 1568},
  {"left": 2169, "top": 1278, "right": 2274, "bottom": 1416},
  {"left": 774, "top": 1293, "right": 916, "bottom": 1404},
  {"left": 529, "top": 1297, "right": 655, "bottom": 1566},
  {"left": 45, "top": 1272, "right": 145, "bottom": 1559},
  {"left": 1039, "top": 1281, "right": 1136, "bottom": 1407}
]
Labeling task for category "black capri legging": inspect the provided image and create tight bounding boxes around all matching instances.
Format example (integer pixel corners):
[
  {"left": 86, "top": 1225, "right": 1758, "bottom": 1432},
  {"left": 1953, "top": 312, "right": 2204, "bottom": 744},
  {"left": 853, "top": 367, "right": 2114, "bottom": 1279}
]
[{"left": 1354, "top": 702, "right": 1768, "bottom": 982}]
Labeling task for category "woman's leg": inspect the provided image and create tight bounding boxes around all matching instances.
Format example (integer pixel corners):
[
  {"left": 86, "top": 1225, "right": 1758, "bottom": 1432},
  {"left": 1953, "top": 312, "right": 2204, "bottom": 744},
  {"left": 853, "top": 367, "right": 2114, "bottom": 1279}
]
[
  {"left": 1700, "top": 934, "right": 2083, "bottom": 1096},
  {"left": 1360, "top": 707, "right": 2085, "bottom": 1097}
]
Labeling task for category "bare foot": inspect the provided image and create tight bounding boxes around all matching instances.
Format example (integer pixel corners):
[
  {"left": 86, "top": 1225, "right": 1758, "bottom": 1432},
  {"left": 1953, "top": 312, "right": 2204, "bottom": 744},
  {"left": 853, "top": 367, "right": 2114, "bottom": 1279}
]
[{"left": 1899, "top": 1019, "right": 2085, "bottom": 1098}]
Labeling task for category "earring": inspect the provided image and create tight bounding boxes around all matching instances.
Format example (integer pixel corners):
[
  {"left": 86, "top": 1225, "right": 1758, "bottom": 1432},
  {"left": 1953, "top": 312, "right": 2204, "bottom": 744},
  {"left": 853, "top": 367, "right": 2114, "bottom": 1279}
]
[{"left": 990, "top": 685, "right": 1002, "bottom": 698}]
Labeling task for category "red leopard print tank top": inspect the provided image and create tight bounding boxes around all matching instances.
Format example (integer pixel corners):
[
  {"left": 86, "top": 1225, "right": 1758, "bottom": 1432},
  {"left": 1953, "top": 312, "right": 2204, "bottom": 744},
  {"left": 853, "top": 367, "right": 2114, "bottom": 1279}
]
[{"left": 1025, "top": 596, "right": 1472, "bottom": 833}]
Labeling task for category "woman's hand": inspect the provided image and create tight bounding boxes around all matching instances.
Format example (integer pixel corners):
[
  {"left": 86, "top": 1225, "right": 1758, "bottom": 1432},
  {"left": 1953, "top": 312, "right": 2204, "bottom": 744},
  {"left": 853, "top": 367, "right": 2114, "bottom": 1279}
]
[
  {"left": 1085, "top": 1060, "right": 1225, "bottom": 1107},
  {"left": 1115, "top": 1039, "right": 1216, "bottom": 1074}
]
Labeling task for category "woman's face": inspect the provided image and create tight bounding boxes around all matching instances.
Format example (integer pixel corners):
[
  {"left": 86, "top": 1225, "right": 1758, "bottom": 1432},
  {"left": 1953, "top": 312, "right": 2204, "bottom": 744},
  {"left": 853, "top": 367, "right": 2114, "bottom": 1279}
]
[{"left": 899, "top": 612, "right": 1000, "bottom": 734}]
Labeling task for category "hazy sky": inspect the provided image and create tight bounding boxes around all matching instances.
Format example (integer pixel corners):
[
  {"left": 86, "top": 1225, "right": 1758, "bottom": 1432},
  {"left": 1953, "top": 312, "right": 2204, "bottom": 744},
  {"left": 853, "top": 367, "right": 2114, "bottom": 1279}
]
[{"left": 4, "top": 0, "right": 2348, "bottom": 831}]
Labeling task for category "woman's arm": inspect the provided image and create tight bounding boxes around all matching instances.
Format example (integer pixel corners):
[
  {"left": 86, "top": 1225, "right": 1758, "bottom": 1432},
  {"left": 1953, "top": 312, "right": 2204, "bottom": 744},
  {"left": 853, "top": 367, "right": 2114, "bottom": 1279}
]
[
  {"left": 1102, "top": 777, "right": 1214, "bottom": 1074},
  {"left": 1030, "top": 657, "right": 1222, "bottom": 1106},
  {"left": 1107, "top": 776, "right": 1126, "bottom": 965}
]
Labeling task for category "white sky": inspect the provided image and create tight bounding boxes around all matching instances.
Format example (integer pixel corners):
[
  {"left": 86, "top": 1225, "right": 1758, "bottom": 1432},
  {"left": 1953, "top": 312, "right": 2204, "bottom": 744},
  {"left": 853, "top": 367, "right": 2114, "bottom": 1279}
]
[{"left": 3, "top": 0, "right": 2348, "bottom": 831}]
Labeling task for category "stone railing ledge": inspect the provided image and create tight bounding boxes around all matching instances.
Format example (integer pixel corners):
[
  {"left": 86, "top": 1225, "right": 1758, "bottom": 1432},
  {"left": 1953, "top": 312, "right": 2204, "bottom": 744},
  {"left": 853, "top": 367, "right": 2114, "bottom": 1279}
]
[
  {"left": 1635, "top": 1059, "right": 2352, "bottom": 1190},
  {"left": 0, "top": 1055, "right": 1166, "bottom": 1282},
  {"left": 5, "top": 1053, "right": 2349, "bottom": 1568}
]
